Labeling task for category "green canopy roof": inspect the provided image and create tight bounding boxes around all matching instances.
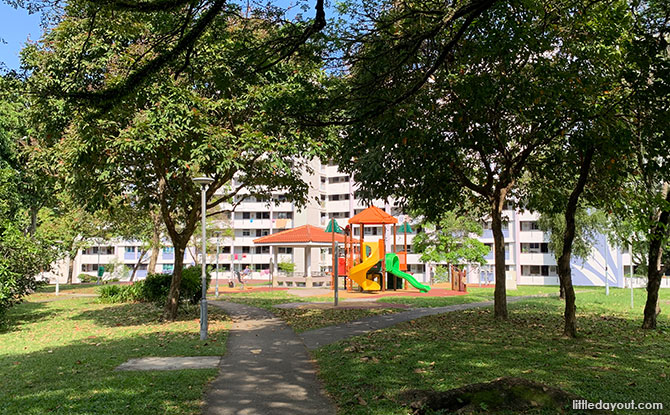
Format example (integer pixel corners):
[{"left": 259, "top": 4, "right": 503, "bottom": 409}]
[
  {"left": 325, "top": 219, "right": 344, "bottom": 234},
  {"left": 398, "top": 222, "right": 413, "bottom": 233}
]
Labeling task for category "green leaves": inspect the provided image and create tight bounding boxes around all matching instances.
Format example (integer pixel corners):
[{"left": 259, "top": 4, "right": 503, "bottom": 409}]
[{"left": 413, "top": 211, "right": 489, "bottom": 266}]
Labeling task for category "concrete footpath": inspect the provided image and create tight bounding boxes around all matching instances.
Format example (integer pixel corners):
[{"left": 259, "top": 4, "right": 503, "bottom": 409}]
[
  {"left": 299, "top": 295, "right": 540, "bottom": 350},
  {"left": 204, "top": 300, "right": 335, "bottom": 415}
]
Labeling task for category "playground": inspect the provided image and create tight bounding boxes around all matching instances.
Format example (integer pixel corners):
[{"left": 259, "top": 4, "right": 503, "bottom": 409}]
[{"left": 248, "top": 206, "right": 469, "bottom": 299}]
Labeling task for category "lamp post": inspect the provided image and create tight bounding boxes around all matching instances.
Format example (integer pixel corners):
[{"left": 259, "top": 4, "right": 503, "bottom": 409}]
[
  {"left": 215, "top": 231, "right": 220, "bottom": 298},
  {"left": 193, "top": 176, "right": 215, "bottom": 341}
]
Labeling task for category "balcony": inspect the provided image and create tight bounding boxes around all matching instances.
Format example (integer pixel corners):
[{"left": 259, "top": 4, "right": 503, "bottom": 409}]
[
  {"left": 519, "top": 230, "right": 546, "bottom": 242},
  {"left": 482, "top": 228, "right": 510, "bottom": 239},
  {"left": 519, "top": 252, "right": 556, "bottom": 264}
]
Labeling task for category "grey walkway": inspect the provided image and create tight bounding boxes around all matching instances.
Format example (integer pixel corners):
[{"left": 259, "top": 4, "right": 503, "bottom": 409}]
[
  {"left": 300, "top": 295, "right": 540, "bottom": 350},
  {"left": 116, "top": 356, "right": 220, "bottom": 371},
  {"left": 204, "top": 300, "right": 336, "bottom": 415}
]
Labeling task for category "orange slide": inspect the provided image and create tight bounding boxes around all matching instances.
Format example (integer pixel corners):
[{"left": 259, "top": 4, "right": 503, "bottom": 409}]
[{"left": 348, "top": 240, "right": 382, "bottom": 291}]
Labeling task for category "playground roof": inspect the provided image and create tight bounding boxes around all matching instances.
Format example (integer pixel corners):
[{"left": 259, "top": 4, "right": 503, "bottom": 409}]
[
  {"left": 253, "top": 224, "right": 352, "bottom": 247},
  {"left": 348, "top": 206, "right": 398, "bottom": 225}
]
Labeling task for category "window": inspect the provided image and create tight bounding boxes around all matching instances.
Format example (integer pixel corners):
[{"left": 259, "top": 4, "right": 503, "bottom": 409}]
[
  {"left": 328, "top": 194, "right": 350, "bottom": 201},
  {"left": 520, "top": 221, "right": 540, "bottom": 231},
  {"left": 521, "top": 265, "right": 555, "bottom": 276},
  {"left": 125, "top": 246, "right": 136, "bottom": 253},
  {"left": 162, "top": 264, "right": 174, "bottom": 273},
  {"left": 278, "top": 247, "right": 293, "bottom": 254},
  {"left": 483, "top": 221, "right": 508, "bottom": 230},
  {"left": 242, "top": 212, "right": 251, "bottom": 219},
  {"left": 328, "top": 176, "right": 349, "bottom": 184},
  {"left": 255, "top": 246, "right": 270, "bottom": 254},
  {"left": 255, "top": 212, "right": 270, "bottom": 219},
  {"left": 222, "top": 246, "right": 231, "bottom": 254},
  {"left": 256, "top": 229, "right": 269, "bottom": 237},
  {"left": 242, "top": 229, "right": 251, "bottom": 237},
  {"left": 242, "top": 246, "right": 250, "bottom": 254},
  {"left": 163, "top": 247, "right": 175, "bottom": 254},
  {"left": 276, "top": 212, "right": 293, "bottom": 219}
]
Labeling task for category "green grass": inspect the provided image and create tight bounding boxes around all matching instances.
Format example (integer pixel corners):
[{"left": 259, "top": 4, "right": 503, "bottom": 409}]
[
  {"left": 216, "top": 291, "right": 402, "bottom": 332},
  {"left": 314, "top": 287, "right": 670, "bottom": 415},
  {"left": 380, "top": 285, "right": 597, "bottom": 308},
  {"left": 0, "top": 289, "right": 230, "bottom": 415}
]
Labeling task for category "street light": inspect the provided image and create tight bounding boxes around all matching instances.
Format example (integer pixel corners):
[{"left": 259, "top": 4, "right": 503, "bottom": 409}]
[
  {"left": 193, "top": 176, "right": 215, "bottom": 341},
  {"left": 214, "top": 231, "right": 221, "bottom": 298}
]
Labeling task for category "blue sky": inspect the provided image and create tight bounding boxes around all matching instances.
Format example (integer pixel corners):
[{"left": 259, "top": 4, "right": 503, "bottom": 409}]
[{"left": 0, "top": 2, "right": 43, "bottom": 70}]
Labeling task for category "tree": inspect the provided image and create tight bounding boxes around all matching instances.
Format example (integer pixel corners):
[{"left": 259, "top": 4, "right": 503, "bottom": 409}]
[
  {"left": 336, "top": 0, "right": 627, "bottom": 319},
  {"left": 413, "top": 211, "right": 489, "bottom": 267},
  {"left": 4, "top": 0, "right": 328, "bottom": 111},
  {"left": 25, "top": 9, "right": 332, "bottom": 319},
  {"left": 606, "top": 0, "right": 670, "bottom": 329},
  {"left": 537, "top": 210, "right": 608, "bottom": 275},
  {"left": 0, "top": 77, "right": 57, "bottom": 325},
  {"left": 36, "top": 194, "right": 104, "bottom": 284},
  {"left": 102, "top": 198, "right": 164, "bottom": 281}
]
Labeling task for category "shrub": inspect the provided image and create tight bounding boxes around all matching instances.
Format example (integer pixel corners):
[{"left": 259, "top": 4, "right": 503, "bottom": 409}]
[
  {"left": 98, "top": 282, "right": 145, "bottom": 303},
  {"left": 140, "top": 272, "right": 171, "bottom": 304},
  {"left": 98, "top": 267, "right": 210, "bottom": 306},
  {"left": 278, "top": 261, "right": 295, "bottom": 273},
  {"left": 97, "top": 284, "right": 122, "bottom": 302},
  {"left": 0, "top": 224, "right": 53, "bottom": 327},
  {"left": 78, "top": 273, "right": 96, "bottom": 283},
  {"left": 180, "top": 266, "right": 211, "bottom": 305}
]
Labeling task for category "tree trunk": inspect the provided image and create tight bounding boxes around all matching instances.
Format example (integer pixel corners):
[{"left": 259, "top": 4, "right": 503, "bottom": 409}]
[
  {"left": 29, "top": 206, "right": 38, "bottom": 236},
  {"left": 491, "top": 192, "right": 508, "bottom": 319},
  {"left": 642, "top": 185, "right": 670, "bottom": 329},
  {"left": 164, "top": 242, "right": 186, "bottom": 320},
  {"left": 129, "top": 249, "right": 147, "bottom": 282},
  {"left": 67, "top": 255, "right": 75, "bottom": 284},
  {"left": 147, "top": 211, "right": 162, "bottom": 274},
  {"left": 558, "top": 146, "right": 594, "bottom": 338}
]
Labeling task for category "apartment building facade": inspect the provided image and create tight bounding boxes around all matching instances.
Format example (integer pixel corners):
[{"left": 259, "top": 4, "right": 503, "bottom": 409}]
[{"left": 45, "top": 159, "right": 635, "bottom": 288}]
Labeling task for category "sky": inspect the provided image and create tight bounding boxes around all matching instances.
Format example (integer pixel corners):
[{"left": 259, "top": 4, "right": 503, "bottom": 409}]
[
  {"left": 0, "top": 2, "right": 43, "bottom": 70},
  {"left": 0, "top": 0, "right": 331, "bottom": 71}
]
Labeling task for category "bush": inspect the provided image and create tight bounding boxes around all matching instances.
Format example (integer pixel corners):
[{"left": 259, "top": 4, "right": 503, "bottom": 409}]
[
  {"left": 97, "top": 282, "right": 145, "bottom": 303},
  {"left": 140, "top": 272, "right": 171, "bottom": 304},
  {"left": 278, "top": 261, "right": 295, "bottom": 273},
  {"left": 180, "top": 266, "right": 211, "bottom": 305},
  {"left": 98, "top": 267, "right": 210, "bottom": 306},
  {"left": 78, "top": 273, "right": 96, "bottom": 283},
  {"left": 0, "top": 224, "right": 53, "bottom": 327}
]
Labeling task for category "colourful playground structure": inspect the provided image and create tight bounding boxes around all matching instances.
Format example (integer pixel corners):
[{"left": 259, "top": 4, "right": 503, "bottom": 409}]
[{"left": 332, "top": 206, "right": 437, "bottom": 293}]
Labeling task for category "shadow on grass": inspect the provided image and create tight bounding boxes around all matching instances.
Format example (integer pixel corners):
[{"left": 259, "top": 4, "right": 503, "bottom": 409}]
[
  {"left": 0, "top": 331, "right": 225, "bottom": 415},
  {"left": 71, "top": 302, "right": 219, "bottom": 328},
  {"left": 313, "top": 301, "right": 670, "bottom": 415},
  {"left": 2, "top": 301, "right": 56, "bottom": 333}
]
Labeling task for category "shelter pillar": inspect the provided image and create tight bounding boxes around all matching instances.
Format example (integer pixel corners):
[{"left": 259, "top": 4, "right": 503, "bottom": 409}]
[
  {"left": 305, "top": 247, "right": 313, "bottom": 288},
  {"left": 272, "top": 247, "right": 278, "bottom": 287}
]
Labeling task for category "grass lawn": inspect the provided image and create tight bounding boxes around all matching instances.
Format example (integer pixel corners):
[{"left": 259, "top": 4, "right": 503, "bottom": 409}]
[
  {"left": 314, "top": 287, "right": 670, "bottom": 414},
  {"left": 0, "top": 289, "right": 229, "bottom": 415},
  {"left": 215, "top": 291, "right": 402, "bottom": 332},
  {"left": 380, "top": 285, "right": 597, "bottom": 308}
]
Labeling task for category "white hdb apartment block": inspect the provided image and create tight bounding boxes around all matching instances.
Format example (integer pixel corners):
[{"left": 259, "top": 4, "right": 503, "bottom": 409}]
[{"left": 45, "top": 159, "right": 641, "bottom": 288}]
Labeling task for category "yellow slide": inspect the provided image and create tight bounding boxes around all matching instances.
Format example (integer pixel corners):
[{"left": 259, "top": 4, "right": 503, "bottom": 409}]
[{"left": 348, "top": 240, "right": 382, "bottom": 291}]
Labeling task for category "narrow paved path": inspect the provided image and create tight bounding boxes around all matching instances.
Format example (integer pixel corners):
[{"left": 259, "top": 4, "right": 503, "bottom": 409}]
[
  {"left": 204, "top": 300, "right": 336, "bottom": 415},
  {"left": 300, "top": 295, "right": 546, "bottom": 350}
]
